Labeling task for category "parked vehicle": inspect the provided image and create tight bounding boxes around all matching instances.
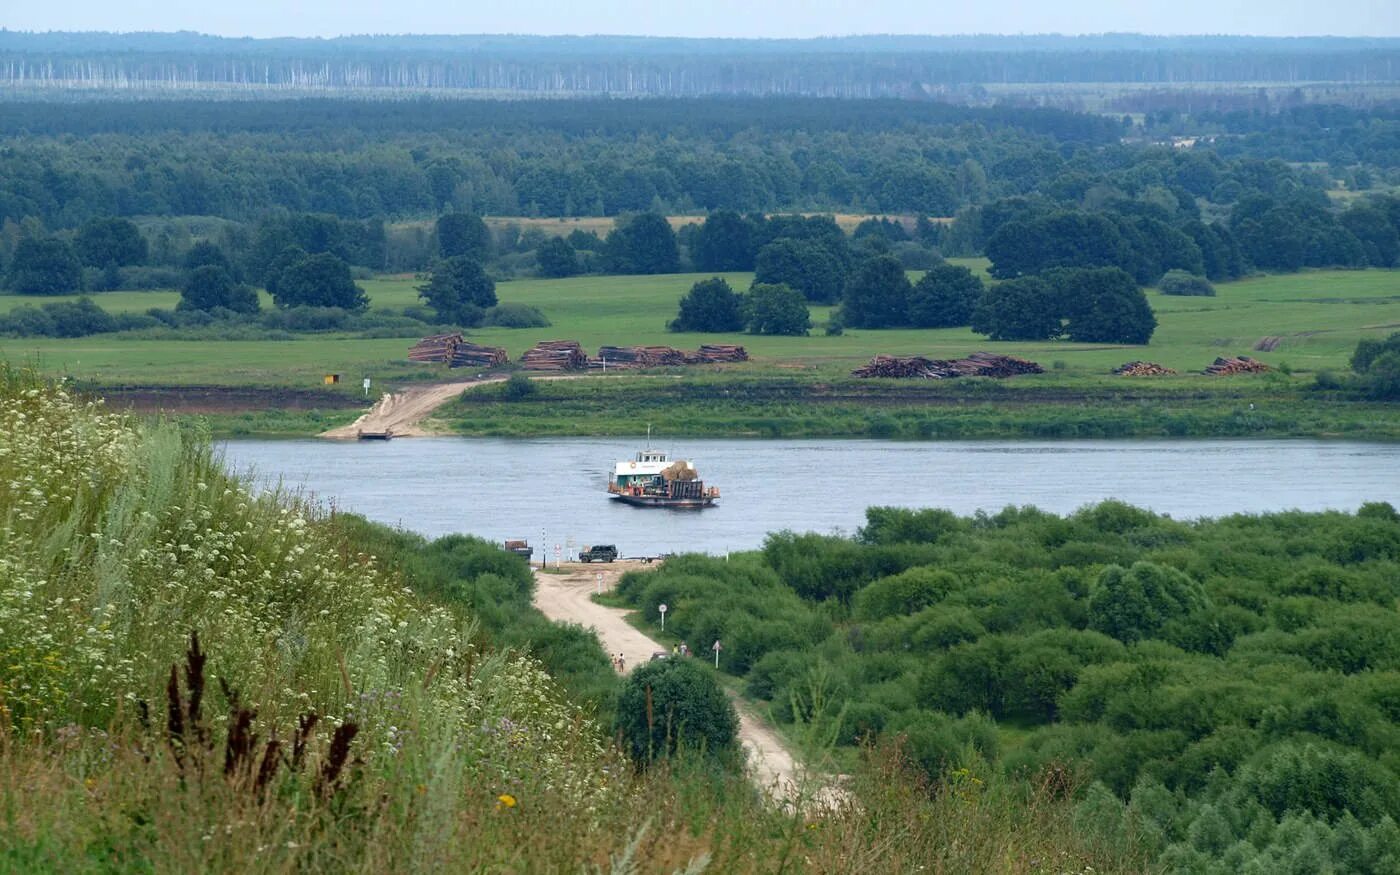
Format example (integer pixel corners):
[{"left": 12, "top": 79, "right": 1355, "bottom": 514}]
[
  {"left": 580, "top": 544, "right": 618, "bottom": 563},
  {"left": 504, "top": 539, "right": 533, "bottom": 559}
]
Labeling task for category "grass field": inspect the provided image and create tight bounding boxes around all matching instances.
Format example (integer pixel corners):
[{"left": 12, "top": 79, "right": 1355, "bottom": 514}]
[{"left": 2, "top": 265, "right": 1398, "bottom": 409}]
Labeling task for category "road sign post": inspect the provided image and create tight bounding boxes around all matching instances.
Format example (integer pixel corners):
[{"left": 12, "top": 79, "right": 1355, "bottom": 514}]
[
  {"left": 595, "top": 572, "right": 603, "bottom": 595},
  {"left": 659, "top": 603, "right": 668, "bottom": 631},
  {"left": 712, "top": 639, "right": 721, "bottom": 669},
  {"left": 362, "top": 377, "right": 371, "bottom": 397}
]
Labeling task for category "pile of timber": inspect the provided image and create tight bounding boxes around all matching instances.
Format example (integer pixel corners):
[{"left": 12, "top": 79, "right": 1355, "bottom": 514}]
[
  {"left": 1204, "top": 355, "right": 1271, "bottom": 376},
  {"left": 593, "top": 345, "right": 688, "bottom": 368},
  {"left": 852, "top": 352, "right": 1045, "bottom": 380},
  {"left": 689, "top": 344, "right": 749, "bottom": 363},
  {"left": 520, "top": 340, "right": 588, "bottom": 371},
  {"left": 408, "top": 333, "right": 509, "bottom": 368},
  {"left": 1113, "top": 361, "right": 1178, "bottom": 376}
]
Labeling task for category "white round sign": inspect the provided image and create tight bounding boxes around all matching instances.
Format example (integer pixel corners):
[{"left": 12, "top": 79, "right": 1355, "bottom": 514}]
[{"left": 658, "top": 604, "right": 668, "bottom": 613}]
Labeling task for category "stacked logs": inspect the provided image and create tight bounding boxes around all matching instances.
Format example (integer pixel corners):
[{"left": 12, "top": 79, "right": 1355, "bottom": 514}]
[
  {"left": 408, "top": 333, "right": 463, "bottom": 363},
  {"left": 1204, "top": 356, "right": 1271, "bottom": 375},
  {"left": 409, "top": 334, "right": 509, "bottom": 368},
  {"left": 1113, "top": 361, "right": 1178, "bottom": 376},
  {"left": 594, "top": 345, "right": 688, "bottom": 368},
  {"left": 852, "top": 352, "right": 1045, "bottom": 379},
  {"left": 520, "top": 340, "right": 588, "bottom": 371},
  {"left": 450, "top": 341, "right": 508, "bottom": 368},
  {"left": 689, "top": 344, "right": 749, "bottom": 363}
]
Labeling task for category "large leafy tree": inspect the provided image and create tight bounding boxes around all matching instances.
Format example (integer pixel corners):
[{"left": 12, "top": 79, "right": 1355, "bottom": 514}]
[
  {"left": 604, "top": 212, "right": 679, "bottom": 274},
  {"left": 179, "top": 265, "right": 259, "bottom": 314},
  {"left": 669, "top": 277, "right": 744, "bottom": 333},
  {"left": 417, "top": 256, "right": 497, "bottom": 325},
  {"left": 971, "top": 275, "right": 1060, "bottom": 340},
  {"left": 1089, "top": 561, "right": 1210, "bottom": 644},
  {"left": 743, "top": 283, "right": 810, "bottom": 336},
  {"left": 1050, "top": 267, "right": 1158, "bottom": 344},
  {"left": 907, "top": 264, "right": 985, "bottom": 328},
  {"left": 183, "top": 240, "right": 233, "bottom": 274},
  {"left": 1340, "top": 204, "right": 1400, "bottom": 268},
  {"left": 74, "top": 217, "right": 147, "bottom": 268},
  {"left": 272, "top": 253, "right": 369, "bottom": 312},
  {"left": 754, "top": 238, "right": 845, "bottom": 304},
  {"left": 841, "top": 254, "right": 911, "bottom": 328},
  {"left": 436, "top": 213, "right": 492, "bottom": 262},
  {"left": 7, "top": 236, "right": 84, "bottom": 295},
  {"left": 987, "top": 211, "right": 1134, "bottom": 280},
  {"left": 615, "top": 657, "right": 738, "bottom": 765},
  {"left": 690, "top": 210, "right": 756, "bottom": 272},
  {"left": 535, "top": 236, "right": 578, "bottom": 278}
]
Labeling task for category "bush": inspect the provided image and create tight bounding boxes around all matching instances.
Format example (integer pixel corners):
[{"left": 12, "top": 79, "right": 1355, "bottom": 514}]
[
  {"left": 1158, "top": 270, "right": 1216, "bottom": 297},
  {"left": 743, "top": 282, "right": 810, "bottom": 336},
  {"left": 669, "top": 277, "right": 744, "bottom": 333},
  {"left": 481, "top": 303, "right": 550, "bottom": 328},
  {"left": 502, "top": 373, "right": 538, "bottom": 400},
  {"left": 7, "top": 236, "right": 84, "bottom": 295},
  {"left": 615, "top": 657, "right": 738, "bottom": 764},
  {"left": 907, "top": 263, "right": 984, "bottom": 328}
]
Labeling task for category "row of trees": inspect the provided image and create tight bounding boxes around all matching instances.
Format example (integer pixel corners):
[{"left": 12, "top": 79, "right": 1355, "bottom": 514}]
[{"left": 670, "top": 278, "right": 810, "bottom": 336}]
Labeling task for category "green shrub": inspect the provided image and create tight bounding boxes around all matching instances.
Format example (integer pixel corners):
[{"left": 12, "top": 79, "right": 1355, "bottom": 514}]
[
  {"left": 1158, "top": 270, "right": 1217, "bottom": 296},
  {"left": 615, "top": 657, "right": 738, "bottom": 765},
  {"left": 503, "top": 373, "right": 538, "bottom": 400}
]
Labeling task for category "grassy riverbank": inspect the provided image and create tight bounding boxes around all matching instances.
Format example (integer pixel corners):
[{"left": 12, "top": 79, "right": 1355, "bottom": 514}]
[{"left": 440, "top": 371, "right": 1400, "bottom": 441}]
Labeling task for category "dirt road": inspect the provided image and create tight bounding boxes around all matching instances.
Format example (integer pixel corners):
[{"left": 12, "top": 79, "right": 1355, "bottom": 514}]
[
  {"left": 320, "top": 376, "right": 506, "bottom": 439},
  {"left": 532, "top": 561, "right": 836, "bottom": 804}
]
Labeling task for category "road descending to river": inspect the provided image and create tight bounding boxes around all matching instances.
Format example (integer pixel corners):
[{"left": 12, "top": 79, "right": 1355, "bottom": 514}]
[{"left": 531, "top": 560, "right": 837, "bottom": 805}]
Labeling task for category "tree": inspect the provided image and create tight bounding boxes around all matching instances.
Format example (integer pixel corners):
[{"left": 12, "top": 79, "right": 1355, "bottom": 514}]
[
  {"left": 75, "top": 217, "right": 147, "bottom": 268},
  {"left": 690, "top": 211, "right": 756, "bottom": 271},
  {"left": 907, "top": 264, "right": 985, "bottom": 327},
  {"left": 669, "top": 277, "right": 744, "bottom": 333},
  {"left": 272, "top": 253, "right": 369, "bottom": 312},
  {"left": 1340, "top": 204, "right": 1400, "bottom": 268},
  {"left": 1050, "top": 267, "right": 1158, "bottom": 344},
  {"left": 754, "top": 238, "right": 845, "bottom": 304},
  {"left": 1351, "top": 332, "right": 1400, "bottom": 400},
  {"left": 263, "top": 246, "right": 307, "bottom": 296},
  {"left": 604, "top": 213, "right": 680, "bottom": 274},
  {"left": 436, "top": 213, "right": 492, "bottom": 262},
  {"left": 7, "top": 236, "right": 84, "bottom": 295},
  {"left": 417, "top": 256, "right": 497, "bottom": 325},
  {"left": 743, "top": 283, "right": 810, "bottom": 336},
  {"left": 615, "top": 657, "right": 738, "bottom": 764},
  {"left": 986, "top": 211, "right": 1134, "bottom": 280},
  {"left": 183, "top": 241, "right": 232, "bottom": 274},
  {"left": 1088, "top": 561, "right": 1209, "bottom": 644},
  {"left": 179, "top": 265, "right": 259, "bottom": 314},
  {"left": 1158, "top": 270, "right": 1216, "bottom": 297},
  {"left": 971, "top": 276, "right": 1060, "bottom": 340},
  {"left": 536, "top": 236, "right": 578, "bottom": 278},
  {"left": 841, "top": 255, "right": 911, "bottom": 328}
]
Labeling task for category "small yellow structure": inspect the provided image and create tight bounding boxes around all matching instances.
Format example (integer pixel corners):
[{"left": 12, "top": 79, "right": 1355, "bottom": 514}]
[{"left": 323, "top": 374, "right": 341, "bottom": 385}]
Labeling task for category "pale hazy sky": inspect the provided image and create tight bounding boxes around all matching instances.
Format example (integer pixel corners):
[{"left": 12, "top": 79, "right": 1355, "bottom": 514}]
[{"left": 4, "top": 0, "right": 1399, "bottom": 39}]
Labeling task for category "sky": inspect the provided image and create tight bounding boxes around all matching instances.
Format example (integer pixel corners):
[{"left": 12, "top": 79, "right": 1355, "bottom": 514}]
[{"left": 4, "top": 0, "right": 1399, "bottom": 39}]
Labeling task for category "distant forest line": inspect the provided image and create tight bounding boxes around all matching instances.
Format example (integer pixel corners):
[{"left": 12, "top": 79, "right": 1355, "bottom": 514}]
[{"left": 1, "top": 32, "right": 1398, "bottom": 98}]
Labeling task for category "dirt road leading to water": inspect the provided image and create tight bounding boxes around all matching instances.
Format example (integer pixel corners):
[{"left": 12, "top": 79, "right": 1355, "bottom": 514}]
[
  {"left": 532, "top": 561, "right": 819, "bottom": 802},
  {"left": 321, "top": 376, "right": 506, "bottom": 439}
]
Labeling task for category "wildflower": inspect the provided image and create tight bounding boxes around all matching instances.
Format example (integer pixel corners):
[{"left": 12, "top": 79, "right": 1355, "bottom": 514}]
[{"left": 496, "top": 793, "right": 517, "bottom": 809}]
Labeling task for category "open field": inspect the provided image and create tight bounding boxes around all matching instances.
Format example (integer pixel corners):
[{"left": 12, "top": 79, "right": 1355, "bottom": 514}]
[{"left": 3, "top": 265, "right": 1398, "bottom": 437}]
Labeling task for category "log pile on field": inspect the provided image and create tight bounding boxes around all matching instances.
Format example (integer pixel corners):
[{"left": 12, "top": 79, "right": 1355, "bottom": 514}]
[
  {"left": 593, "top": 345, "right": 687, "bottom": 368},
  {"left": 689, "top": 344, "right": 749, "bottom": 363},
  {"left": 1113, "top": 361, "right": 1178, "bottom": 376},
  {"left": 519, "top": 340, "right": 587, "bottom": 371},
  {"left": 408, "top": 334, "right": 509, "bottom": 368},
  {"left": 852, "top": 352, "right": 1045, "bottom": 379},
  {"left": 1204, "top": 356, "right": 1271, "bottom": 376}
]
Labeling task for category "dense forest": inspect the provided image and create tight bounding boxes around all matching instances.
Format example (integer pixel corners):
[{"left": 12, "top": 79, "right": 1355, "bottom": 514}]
[
  {"left": 615, "top": 502, "right": 1400, "bottom": 872},
  {"left": 2, "top": 33, "right": 1398, "bottom": 97}
]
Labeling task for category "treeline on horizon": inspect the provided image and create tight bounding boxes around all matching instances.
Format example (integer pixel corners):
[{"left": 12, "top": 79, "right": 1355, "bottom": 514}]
[{"left": 2, "top": 31, "right": 1398, "bottom": 96}]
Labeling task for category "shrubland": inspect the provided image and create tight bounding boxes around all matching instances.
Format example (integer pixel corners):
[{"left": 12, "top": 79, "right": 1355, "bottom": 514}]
[
  {"left": 0, "top": 367, "right": 1143, "bottom": 872},
  {"left": 615, "top": 501, "right": 1400, "bottom": 872}
]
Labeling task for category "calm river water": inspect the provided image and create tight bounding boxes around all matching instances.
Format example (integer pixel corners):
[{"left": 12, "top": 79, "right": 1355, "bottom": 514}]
[{"left": 219, "top": 437, "right": 1400, "bottom": 557}]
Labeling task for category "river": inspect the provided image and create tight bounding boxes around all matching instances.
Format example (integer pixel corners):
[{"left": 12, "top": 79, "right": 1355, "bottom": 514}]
[{"left": 219, "top": 437, "right": 1400, "bottom": 557}]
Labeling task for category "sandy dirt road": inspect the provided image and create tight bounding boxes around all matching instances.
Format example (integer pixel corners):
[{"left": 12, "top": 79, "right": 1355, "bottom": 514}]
[
  {"left": 320, "top": 376, "right": 507, "bottom": 439},
  {"left": 532, "top": 560, "right": 837, "bottom": 804}
]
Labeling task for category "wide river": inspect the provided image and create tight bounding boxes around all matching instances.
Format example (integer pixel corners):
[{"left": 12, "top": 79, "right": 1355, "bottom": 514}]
[{"left": 219, "top": 437, "right": 1399, "bottom": 557}]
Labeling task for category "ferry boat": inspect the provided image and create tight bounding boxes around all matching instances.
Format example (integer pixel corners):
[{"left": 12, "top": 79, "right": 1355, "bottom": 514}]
[{"left": 607, "top": 441, "right": 719, "bottom": 509}]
